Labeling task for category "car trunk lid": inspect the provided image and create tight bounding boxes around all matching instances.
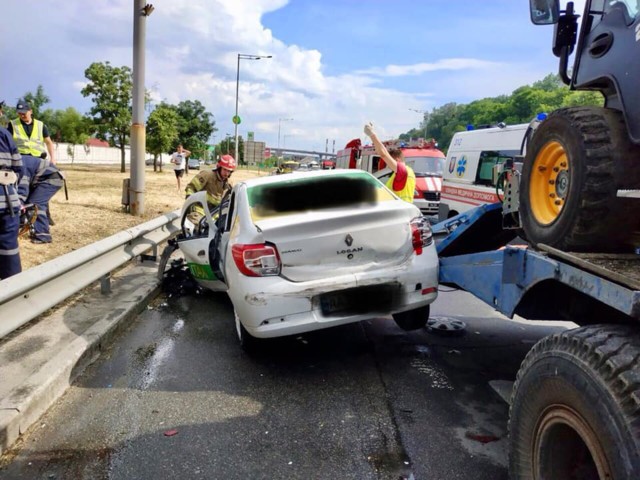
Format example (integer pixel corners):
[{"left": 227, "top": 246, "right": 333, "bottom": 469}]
[{"left": 253, "top": 204, "right": 417, "bottom": 282}]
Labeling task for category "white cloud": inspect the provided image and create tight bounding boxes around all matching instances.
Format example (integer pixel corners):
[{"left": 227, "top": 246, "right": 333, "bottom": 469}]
[
  {"left": 357, "top": 58, "right": 504, "bottom": 77},
  {"left": 0, "top": 0, "right": 564, "bottom": 152}
]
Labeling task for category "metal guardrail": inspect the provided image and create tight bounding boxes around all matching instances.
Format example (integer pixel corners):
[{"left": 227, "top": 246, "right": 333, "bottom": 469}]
[{"left": 0, "top": 209, "right": 181, "bottom": 339}]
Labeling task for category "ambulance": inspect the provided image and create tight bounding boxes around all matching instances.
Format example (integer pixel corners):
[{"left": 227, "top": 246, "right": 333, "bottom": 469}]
[
  {"left": 337, "top": 138, "right": 445, "bottom": 216},
  {"left": 439, "top": 123, "right": 529, "bottom": 219}
]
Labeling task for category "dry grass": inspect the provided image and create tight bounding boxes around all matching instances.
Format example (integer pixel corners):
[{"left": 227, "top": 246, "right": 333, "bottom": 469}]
[{"left": 19, "top": 164, "right": 268, "bottom": 270}]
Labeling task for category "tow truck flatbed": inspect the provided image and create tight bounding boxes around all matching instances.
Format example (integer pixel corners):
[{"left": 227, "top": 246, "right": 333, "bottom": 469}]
[{"left": 432, "top": 203, "right": 640, "bottom": 323}]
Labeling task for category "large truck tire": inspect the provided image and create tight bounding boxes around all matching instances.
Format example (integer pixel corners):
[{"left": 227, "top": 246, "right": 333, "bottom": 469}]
[
  {"left": 509, "top": 325, "right": 640, "bottom": 479},
  {"left": 520, "top": 107, "right": 640, "bottom": 252}
]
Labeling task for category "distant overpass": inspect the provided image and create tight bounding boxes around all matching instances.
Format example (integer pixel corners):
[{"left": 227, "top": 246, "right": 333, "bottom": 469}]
[{"left": 268, "top": 147, "right": 336, "bottom": 160}]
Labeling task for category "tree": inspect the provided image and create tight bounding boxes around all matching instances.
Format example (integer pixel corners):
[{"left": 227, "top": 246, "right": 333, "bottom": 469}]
[
  {"left": 81, "top": 62, "right": 133, "bottom": 172},
  {"left": 40, "top": 107, "right": 90, "bottom": 146},
  {"left": 146, "top": 103, "right": 179, "bottom": 172},
  {"left": 169, "top": 100, "right": 216, "bottom": 159},
  {"left": 532, "top": 73, "right": 565, "bottom": 92},
  {"left": 22, "top": 85, "right": 50, "bottom": 118},
  {"left": 401, "top": 73, "right": 603, "bottom": 151}
]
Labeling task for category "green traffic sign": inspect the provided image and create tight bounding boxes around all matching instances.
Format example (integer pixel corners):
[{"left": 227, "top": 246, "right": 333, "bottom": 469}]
[{"left": 232, "top": 115, "right": 241, "bottom": 125}]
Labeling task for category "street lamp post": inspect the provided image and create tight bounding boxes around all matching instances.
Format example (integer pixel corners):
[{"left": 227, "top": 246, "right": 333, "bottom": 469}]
[
  {"left": 278, "top": 118, "right": 293, "bottom": 150},
  {"left": 409, "top": 108, "right": 429, "bottom": 139},
  {"left": 234, "top": 53, "right": 272, "bottom": 163}
]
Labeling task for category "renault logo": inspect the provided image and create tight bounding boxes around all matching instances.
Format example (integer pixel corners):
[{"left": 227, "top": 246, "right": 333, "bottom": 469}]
[{"left": 345, "top": 234, "right": 353, "bottom": 246}]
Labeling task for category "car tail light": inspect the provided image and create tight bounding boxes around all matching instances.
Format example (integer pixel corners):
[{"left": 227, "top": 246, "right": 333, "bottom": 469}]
[
  {"left": 410, "top": 217, "right": 433, "bottom": 255},
  {"left": 232, "top": 243, "right": 281, "bottom": 277}
]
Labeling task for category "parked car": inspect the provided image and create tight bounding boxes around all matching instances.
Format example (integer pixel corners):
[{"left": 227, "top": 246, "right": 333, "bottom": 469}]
[
  {"left": 146, "top": 157, "right": 162, "bottom": 166},
  {"left": 187, "top": 158, "right": 201, "bottom": 170},
  {"left": 169, "top": 169, "right": 438, "bottom": 351}
]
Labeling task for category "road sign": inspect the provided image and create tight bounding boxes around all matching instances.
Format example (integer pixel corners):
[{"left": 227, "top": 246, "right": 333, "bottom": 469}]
[{"left": 232, "top": 115, "right": 241, "bottom": 125}]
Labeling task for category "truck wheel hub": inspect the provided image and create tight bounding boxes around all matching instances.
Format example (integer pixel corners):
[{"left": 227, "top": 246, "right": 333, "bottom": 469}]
[
  {"left": 530, "top": 141, "right": 569, "bottom": 225},
  {"left": 555, "top": 170, "right": 569, "bottom": 198}
]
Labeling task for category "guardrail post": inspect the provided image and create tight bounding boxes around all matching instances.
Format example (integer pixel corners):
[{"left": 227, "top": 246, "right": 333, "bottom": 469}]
[{"left": 100, "top": 273, "right": 111, "bottom": 294}]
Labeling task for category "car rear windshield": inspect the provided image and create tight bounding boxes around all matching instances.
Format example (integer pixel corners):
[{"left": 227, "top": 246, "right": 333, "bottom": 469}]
[{"left": 247, "top": 172, "right": 395, "bottom": 219}]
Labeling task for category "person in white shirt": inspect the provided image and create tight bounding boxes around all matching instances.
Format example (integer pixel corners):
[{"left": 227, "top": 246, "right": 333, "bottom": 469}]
[{"left": 170, "top": 144, "right": 191, "bottom": 191}]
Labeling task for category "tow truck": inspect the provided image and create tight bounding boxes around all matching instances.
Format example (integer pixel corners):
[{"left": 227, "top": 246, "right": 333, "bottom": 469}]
[{"left": 430, "top": 1, "right": 640, "bottom": 477}]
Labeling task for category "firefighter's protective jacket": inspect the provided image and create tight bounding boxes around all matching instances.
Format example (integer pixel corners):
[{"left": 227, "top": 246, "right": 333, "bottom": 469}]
[{"left": 185, "top": 169, "right": 233, "bottom": 208}]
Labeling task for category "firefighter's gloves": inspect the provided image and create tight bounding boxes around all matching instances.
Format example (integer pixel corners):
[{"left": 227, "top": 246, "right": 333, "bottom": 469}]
[{"left": 364, "top": 122, "right": 376, "bottom": 139}]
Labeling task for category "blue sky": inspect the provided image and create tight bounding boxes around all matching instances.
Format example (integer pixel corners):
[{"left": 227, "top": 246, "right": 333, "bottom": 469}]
[{"left": 0, "top": 1, "right": 583, "bottom": 153}]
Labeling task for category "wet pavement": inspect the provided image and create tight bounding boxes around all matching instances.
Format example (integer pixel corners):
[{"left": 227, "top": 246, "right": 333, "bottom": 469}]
[{"left": 0, "top": 263, "right": 573, "bottom": 479}]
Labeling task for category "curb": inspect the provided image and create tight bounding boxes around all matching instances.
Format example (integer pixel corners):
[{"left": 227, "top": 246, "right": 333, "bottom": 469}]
[{"left": 0, "top": 262, "right": 161, "bottom": 457}]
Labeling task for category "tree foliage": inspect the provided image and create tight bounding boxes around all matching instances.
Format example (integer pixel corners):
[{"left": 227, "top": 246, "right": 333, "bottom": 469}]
[
  {"left": 166, "top": 100, "right": 216, "bottom": 160},
  {"left": 146, "top": 103, "right": 180, "bottom": 172},
  {"left": 405, "top": 74, "right": 604, "bottom": 153},
  {"left": 81, "top": 61, "right": 133, "bottom": 172},
  {"left": 22, "top": 85, "right": 50, "bottom": 118},
  {"left": 41, "top": 107, "right": 91, "bottom": 145}
]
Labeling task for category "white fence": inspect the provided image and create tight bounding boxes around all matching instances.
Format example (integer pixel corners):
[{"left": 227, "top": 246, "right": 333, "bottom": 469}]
[{"left": 52, "top": 142, "right": 168, "bottom": 165}]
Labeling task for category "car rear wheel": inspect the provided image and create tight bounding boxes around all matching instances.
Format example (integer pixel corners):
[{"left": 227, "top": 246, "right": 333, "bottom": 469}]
[
  {"left": 393, "top": 305, "right": 430, "bottom": 331},
  {"left": 157, "top": 241, "right": 179, "bottom": 282},
  {"left": 234, "top": 309, "right": 262, "bottom": 353}
]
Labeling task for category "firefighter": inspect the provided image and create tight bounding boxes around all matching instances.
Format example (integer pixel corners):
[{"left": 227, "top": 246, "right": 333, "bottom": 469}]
[
  {"left": 18, "top": 154, "right": 64, "bottom": 244},
  {"left": 364, "top": 122, "right": 416, "bottom": 203},
  {"left": 183, "top": 154, "right": 235, "bottom": 228},
  {"left": 185, "top": 154, "right": 235, "bottom": 207},
  {"left": 0, "top": 126, "right": 23, "bottom": 279}
]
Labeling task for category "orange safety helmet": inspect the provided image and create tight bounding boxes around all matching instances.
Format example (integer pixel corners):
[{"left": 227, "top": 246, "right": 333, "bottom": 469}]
[{"left": 218, "top": 154, "right": 237, "bottom": 171}]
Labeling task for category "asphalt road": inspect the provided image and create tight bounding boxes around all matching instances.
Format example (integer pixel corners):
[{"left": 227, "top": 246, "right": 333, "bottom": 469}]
[{"left": 0, "top": 286, "right": 571, "bottom": 480}]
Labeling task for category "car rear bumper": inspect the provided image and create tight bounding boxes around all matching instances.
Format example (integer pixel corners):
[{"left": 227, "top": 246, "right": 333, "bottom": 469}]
[{"left": 228, "top": 248, "right": 438, "bottom": 338}]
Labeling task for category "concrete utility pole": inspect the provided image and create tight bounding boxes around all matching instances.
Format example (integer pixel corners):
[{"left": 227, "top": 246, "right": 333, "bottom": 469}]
[{"left": 130, "top": 1, "right": 154, "bottom": 215}]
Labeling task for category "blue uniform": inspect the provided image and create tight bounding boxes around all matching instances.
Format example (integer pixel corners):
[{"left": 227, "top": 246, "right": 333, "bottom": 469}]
[
  {"left": 18, "top": 154, "right": 63, "bottom": 243},
  {"left": 0, "top": 127, "right": 23, "bottom": 279}
]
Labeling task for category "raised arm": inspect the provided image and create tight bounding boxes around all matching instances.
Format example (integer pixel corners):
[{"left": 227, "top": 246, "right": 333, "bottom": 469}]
[{"left": 364, "top": 122, "right": 398, "bottom": 173}]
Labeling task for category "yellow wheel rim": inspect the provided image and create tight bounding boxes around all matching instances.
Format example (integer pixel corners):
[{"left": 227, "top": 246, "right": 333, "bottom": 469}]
[{"left": 529, "top": 141, "right": 570, "bottom": 225}]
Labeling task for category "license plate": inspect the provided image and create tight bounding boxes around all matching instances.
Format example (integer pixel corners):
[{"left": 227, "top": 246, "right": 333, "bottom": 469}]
[
  {"left": 319, "top": 285, "right": 398, "bottom": 316},
  {"left": 320, "top": 292, "right": 349, "bottom": 315}
]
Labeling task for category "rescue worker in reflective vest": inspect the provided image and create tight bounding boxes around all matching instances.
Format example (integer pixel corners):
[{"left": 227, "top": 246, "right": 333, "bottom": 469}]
[
  {"left": 0, "top": 126, "right": 24, "bottom": 279},
  {"left": 8, "top": 99, "right": 56, "bottom": 164},
  {"left": 185, "top": 154, "right": 235, "bottom": 213},
  {"left": 18, "top": 154, "right": 64, "bottom": 244},
  {"left": 364, "top": 122, "right": 416, "bottom": 204}
]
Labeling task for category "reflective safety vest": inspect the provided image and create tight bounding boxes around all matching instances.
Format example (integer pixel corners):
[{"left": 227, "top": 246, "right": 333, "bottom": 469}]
[
  {"left": 386, "top": 165, "right": 416, "bottom": 203},
  {"left": 11, "top": 119, "right": 46, "bottom": 157}
]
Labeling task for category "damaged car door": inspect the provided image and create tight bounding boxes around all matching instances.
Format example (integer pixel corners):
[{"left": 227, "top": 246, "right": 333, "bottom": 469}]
[{"left": 176, "top": 191, "right": 228, "bottom": 292}]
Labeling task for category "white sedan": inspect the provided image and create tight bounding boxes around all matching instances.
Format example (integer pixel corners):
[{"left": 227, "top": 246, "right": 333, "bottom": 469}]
[{"left": 170, "top": 169, "right": 439, "bottom": 350}]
